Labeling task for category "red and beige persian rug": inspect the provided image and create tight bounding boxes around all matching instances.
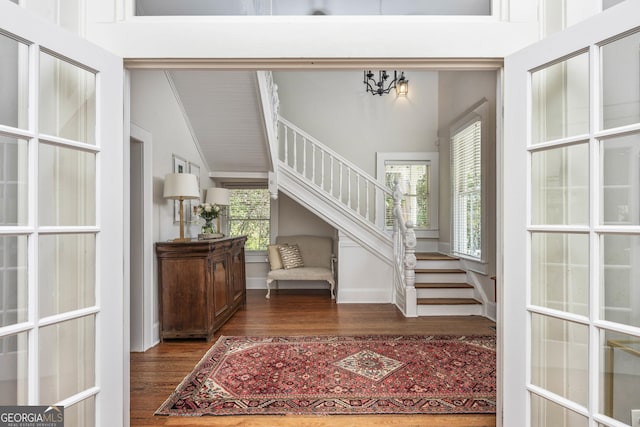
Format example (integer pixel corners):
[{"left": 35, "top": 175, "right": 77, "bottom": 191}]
[{"left": 155, "top": 335, "right": 496, "bottom": 416}]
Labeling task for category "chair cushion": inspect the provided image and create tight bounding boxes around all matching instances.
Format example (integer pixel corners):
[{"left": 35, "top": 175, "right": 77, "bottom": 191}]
[
  {"left": 278, "top": 244, "right": 304, "bottom": 269},
  {"left": 267, "top": 267, "right": 334, "bottom": 282},
  {"left": 267, "top": 244, "right": 285, "bottom": 270}
]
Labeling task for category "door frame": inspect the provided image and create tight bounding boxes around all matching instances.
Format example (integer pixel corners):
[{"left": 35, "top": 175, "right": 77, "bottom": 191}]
[{"left": 127, "top": 122, "right": 155, "bottom": 352}]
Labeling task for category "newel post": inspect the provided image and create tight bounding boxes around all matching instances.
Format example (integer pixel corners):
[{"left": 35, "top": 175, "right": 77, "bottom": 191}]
[
  {"left": 393, "top": 182, "right": 417, "bottom": 316},
  {"left": 404, "top": 223, "right": 417, "bottom": 316}
]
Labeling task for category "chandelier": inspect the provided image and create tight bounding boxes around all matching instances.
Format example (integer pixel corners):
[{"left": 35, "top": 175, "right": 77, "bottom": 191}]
[{"left": 363, "top": 70, "right": 409, "bottom": 96}]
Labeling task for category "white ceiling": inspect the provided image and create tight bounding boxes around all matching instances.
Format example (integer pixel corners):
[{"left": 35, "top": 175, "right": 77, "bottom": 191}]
[{"left": 168, "top": 70, "right": 271, "bottom": 174}]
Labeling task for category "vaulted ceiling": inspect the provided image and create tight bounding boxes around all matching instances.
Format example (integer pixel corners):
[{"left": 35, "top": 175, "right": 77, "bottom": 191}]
[{"left": 168, "top": 70, "right": 272, "bottom": 174}]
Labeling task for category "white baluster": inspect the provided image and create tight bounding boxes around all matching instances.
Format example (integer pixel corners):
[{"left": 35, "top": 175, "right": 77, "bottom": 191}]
[
  {"left": 347, "top": 168, "right": 352, "bottom": 209},
  {"left": 302, "top": 137, "right": 307, "bottom": 178},
  {"left": 283, "top": 124, "right": 288, "bottom": 165},
  {"left": 356, "top": 173, "right": 361, "bottom": 216},
  {"left": 293, "top": 131, "right": 297, "bottom": 171},
  {"left": 321, "top": 150, "right": 325, "bottom": 190},
  {"left": 365, "top": 181, "right": 370, "bottom": 221},
  {"left": 339, "top": 161, "right": 343, "bottom": 203},
  {"left": 311, "top": 142, "right": 316, "bottom": 183},
  {"left": 330, "top": 156, "right": 334, "bottom": 197}
]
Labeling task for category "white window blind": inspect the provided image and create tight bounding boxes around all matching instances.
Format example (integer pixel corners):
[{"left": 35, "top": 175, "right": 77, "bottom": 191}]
[
  {"left": 384, "top": 161, "right": 431, "bottom": 229},
  {"left": 451, "top": 118, "right": 482, "bottom": 258}
]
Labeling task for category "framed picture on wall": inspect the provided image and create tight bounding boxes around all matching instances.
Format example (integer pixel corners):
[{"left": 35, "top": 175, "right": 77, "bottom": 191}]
[
  {"left": 172, "top": 155, "right": 188, "bottom": 223},
  {"left": 188, "top": 162, "right": 201, "bottom": 223}
]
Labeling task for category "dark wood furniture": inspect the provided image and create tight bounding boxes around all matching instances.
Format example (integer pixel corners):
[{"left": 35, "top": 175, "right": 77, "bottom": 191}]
[{"left": 155, "top": 236, "right": 247, "bottom": 341}]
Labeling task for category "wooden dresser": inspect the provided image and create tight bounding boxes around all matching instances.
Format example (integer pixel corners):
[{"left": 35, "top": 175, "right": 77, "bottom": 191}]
[{"left": 155, "top": 236, "right": 247, "bottom": 341}]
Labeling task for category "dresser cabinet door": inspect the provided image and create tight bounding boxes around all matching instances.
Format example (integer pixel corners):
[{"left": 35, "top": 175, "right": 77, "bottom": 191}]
[
  {"left": 160, "top": 257, "right": 207, "bottom": 336},
  {"left": 210, "top": 253, "right": 229, "bottom": 320},
  {"left": 230, "top": 245, "right": 246, "bottom": 305}
]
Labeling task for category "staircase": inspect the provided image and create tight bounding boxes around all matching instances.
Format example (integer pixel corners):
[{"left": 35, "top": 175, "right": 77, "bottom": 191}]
[
  {"left": 257, "top": 72, "right": 484, "bottom": 317},
  {"left": 415, "top": 253, "right": 483, "bottom": 316}
]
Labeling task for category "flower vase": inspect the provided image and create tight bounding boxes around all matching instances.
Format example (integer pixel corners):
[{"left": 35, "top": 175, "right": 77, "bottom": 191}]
[
  {"left": 202, "top": 220, "right": 214, "bottom": 235},
  {"left": 198, "top": 219, "right": 222, "bottom": 240}
]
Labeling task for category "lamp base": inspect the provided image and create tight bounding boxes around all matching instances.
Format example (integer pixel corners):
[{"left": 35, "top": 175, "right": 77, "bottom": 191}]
[{"left": 171, "top": 237, "right": 192, "bottom": 243}]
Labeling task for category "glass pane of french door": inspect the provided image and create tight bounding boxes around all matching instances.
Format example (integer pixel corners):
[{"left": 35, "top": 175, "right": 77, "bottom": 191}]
[{"left": 525, "top": 26, "right": 640, "bottom": 427}]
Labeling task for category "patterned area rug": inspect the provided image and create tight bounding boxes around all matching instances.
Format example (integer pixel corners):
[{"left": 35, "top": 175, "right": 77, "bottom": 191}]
[{"left": 155, "top": 335, "right": 496, "bottom": 416}]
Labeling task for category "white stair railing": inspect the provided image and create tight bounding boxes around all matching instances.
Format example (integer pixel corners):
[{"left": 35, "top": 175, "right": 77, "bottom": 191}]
[
  {"left": 276, "top": 117, "right": 417, "bottom": 315},
  {"left": 278, "top": 117, "right": 392, "bottom": 232}
]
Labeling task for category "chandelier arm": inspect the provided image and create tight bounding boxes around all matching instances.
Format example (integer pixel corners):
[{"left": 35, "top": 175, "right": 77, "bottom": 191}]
[{"left": 364, "top": 70, "right": 404, "bottom": 96}]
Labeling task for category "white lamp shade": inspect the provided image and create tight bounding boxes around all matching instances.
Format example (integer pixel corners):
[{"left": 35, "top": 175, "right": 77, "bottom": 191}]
[
  {"left": 205, "top": 187, "right": 230, "bottom": 205},
  {"left": 163, "top": 173, "right": 200, "bottom": 200}
]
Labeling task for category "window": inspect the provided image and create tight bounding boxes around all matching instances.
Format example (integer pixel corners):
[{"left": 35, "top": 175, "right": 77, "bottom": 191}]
[
  {"left": 384, "top": 161, "right": 431, "bottom": 229},
  {"left": 377, "top": 152, "right": 439, "bottom": 237},
  {"left": 451, "top": 116, "right": 482, "bottom": 259},
  {"left": 134, "top": 0, "right": 492, "bottom": 17},
  {"left": 228, "top": 188, "right": 270, "bottom": 251}
]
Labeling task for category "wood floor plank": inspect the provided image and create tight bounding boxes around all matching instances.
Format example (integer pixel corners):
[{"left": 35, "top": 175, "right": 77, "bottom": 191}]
[{"left": 130, "top": 289, "right": 496, "bottom": 427}]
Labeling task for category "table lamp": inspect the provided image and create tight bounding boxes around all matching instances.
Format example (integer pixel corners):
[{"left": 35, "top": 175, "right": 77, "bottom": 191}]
[
  {"left": 205, "top": 187, "right": 230, "bottom": 235},
  {"left": 164, "top": 173, "right": 200, "bottom": 242}
]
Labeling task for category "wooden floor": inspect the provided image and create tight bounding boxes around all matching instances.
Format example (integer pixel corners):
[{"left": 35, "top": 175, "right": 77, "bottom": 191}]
[{"left": 131, "top": 289, "right": 497, "bottom": 427}]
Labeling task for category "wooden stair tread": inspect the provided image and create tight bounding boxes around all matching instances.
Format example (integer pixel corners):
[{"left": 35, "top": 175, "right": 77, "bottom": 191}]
[
  {"left": 415, "top": 282, "right": 473, "bottom": 289},
  {"left": 415, "top": 268, "right": 465, "bottom": 274},
  {"left": 418, "top": 298, "right": 482, "bottom": 305},
  {"left": 416, "top": 252, "right": 459, "bottom": 261}
]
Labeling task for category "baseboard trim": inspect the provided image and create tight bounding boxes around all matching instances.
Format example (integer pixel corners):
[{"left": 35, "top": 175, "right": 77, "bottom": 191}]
[{"left": 337, "top": 288, "right": 392, "bottom": 304}]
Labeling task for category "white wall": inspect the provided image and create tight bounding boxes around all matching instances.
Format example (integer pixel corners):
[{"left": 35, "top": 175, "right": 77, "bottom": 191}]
[
  {"left": 337, "top": 232, "right": 393, "bottom": 303},
  {"left": 275, "top": 71, "right": 439, "bottom": 176},
  {"left": 438, "top": 70, "right": 497, "bottom": 302},
  {"left": 84, "top": 1, "right": 539, "bottom": 61},
  {"left": 277, "top": 192, "right": 337, "bottom": 237},
  {"left": 129, "top": 69, "right": 212, "bottom": 343}
]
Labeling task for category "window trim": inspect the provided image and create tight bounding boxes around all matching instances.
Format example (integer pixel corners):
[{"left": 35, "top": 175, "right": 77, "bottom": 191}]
[
  {"left": 449, "top": 99, "right": 488, "bottom": 262},
  {"left": 376, "top": 152, "right": 439, "bottom": 239}
]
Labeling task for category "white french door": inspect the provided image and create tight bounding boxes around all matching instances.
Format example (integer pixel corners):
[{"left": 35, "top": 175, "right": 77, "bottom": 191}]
[
  {"left": 503, "top": 2, "right": 640, "bottom": 426},
  {"left": 0, "top": 3, "right": 124, "bottom": 426}
]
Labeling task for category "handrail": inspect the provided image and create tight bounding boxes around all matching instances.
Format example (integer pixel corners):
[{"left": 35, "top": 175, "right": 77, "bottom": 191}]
[{"left": 278, "top": 117, "right": 392, "bottom": 230}]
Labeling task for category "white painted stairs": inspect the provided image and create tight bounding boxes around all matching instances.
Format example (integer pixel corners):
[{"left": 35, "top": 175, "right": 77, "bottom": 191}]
[{"left": 415, "top": 253, "right": 483, "bottom": 316}]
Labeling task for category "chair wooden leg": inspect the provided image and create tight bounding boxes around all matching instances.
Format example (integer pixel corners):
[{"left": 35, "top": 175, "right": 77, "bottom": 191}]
[{"left": 266, "top": 279, "right": 273, "bottom": 299}]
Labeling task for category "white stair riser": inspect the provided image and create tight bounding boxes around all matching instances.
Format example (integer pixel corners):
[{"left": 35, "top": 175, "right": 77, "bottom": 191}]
[
  {"left": 417, "top": 304, "right": 483, "bottom": 316},
  {"left": 416, "top": 288, "right": 474, "bottom": 299},
  {"left": 416, "top": 260, "right": 461, "bottom": 270},
  {"left": 415, "top": 272, "right": 467, "bottom": 283}
]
